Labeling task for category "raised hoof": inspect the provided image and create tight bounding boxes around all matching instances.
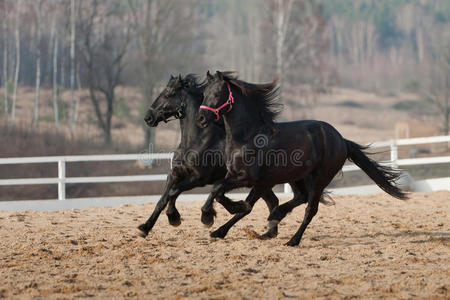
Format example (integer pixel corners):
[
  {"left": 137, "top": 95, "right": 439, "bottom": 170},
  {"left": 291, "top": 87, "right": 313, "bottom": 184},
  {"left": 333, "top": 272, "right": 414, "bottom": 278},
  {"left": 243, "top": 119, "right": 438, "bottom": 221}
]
[
  {"left": 137, "top": 224, "right": 149, "bottom": 238},
  {"left": 228, "top": 201, "right": 251, "bottom": 214},
  {"left": 210, "top": 229, "right": 227, "bottom": 239},
  {"left": 201, "top": 209, "right": 216, "bottom": 227},
  {"left": 167, "top": 211, "right": 181, "bottom": 227}
]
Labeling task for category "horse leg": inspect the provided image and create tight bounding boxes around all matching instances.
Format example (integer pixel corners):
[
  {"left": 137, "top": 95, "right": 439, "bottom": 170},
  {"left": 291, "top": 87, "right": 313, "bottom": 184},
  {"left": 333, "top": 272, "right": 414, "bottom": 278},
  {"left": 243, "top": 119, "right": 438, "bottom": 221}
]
[
  {"left": 261, "top": 189, "right": 279, "bottom": 213},
  {"left": 266, "top": 177, "right": 310, "bottom": 227},
  {"left": 210, "top": 187, "right": 264, "bottom": 238},
  {"left": 215, "top": 193, "right": 252, "bottom": 214},
  {"left": 285, "top": 162, "right": 342, "bottom": 246},
  {"left": 258, "top": 189, "right": 280, "bottom": 239},
  {"left": 138, "top": 174, "right": 205, "bottom": 237},
  {"left": 201, "top": 177, "right": 250, "bottom": 226},
  {"left": 285, "top": 185, "right": 322, "bottom": 247},
  {"left": 137, "top": 174, "right": 177, "bottom": 237},
  {"left": 165, "top": 198, "right": 182, "bottom": 227},
  {"left": 164, "top": 173, "right": 209, "bottom": 227}
]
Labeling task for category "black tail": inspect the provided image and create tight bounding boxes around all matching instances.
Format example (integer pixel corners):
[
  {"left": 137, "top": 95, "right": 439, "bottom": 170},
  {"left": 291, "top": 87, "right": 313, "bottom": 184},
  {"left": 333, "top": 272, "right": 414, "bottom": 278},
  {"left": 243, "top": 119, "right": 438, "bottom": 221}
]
[{"left": 345, "top": 140, "right": 407, "bottom": 200}]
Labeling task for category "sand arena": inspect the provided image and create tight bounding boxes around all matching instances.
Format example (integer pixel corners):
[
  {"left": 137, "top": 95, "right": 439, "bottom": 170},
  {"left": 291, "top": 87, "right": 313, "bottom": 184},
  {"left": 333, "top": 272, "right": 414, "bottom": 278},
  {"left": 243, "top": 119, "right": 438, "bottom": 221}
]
[{"left": 0, "top": 192, "right": 449, "bottom": 299}]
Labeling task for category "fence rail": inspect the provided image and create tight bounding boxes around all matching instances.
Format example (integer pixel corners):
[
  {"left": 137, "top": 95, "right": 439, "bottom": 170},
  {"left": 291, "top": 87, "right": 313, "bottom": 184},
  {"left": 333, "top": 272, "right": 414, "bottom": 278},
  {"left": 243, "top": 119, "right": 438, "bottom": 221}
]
[{"left": 0, "top": 135, "right": 449, "bottom": 201}]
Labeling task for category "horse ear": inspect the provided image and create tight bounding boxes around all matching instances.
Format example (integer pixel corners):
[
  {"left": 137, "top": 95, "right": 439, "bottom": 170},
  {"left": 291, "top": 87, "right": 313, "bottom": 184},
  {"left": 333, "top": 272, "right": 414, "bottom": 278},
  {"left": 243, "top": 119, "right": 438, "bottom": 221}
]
[
  {"left": 207, "top": 70, "right": 213, "bottom": 81},
  {"left": 216, "top": 71, "right": 224, "bottom": 80},
  {"left": 170, "top": 74, "right": 174, "bottom": 80},
  {"left": 182, "top": 79, "right": 190, "bottom": 89},
  {"left": 181, "top": 76, "right": 191, "bottom": 89},
  {"left": 178, "top": 74, "right": 182, "bottom": 81}
]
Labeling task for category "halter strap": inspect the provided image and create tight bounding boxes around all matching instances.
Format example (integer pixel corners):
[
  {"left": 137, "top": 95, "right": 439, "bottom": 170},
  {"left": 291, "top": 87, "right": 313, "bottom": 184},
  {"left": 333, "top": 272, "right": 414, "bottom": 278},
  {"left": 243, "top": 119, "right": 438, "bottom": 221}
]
[
  {"left": 200, "top": 82, "right": 234, "bottom": 120},
  {"left": 162, "top": 97, "right": 185, "bottom": 122}
]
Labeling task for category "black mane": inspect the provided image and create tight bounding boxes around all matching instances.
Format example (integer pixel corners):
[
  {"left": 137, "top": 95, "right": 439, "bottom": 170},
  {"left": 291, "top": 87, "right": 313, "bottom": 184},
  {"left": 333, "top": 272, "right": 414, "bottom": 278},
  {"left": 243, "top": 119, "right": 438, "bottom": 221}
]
[
  {"left": 183, "top": 73, "right": 207, "bottom": 95},
  {"left": 220, "top": 72, "right": 282, "bottom": 125},
  {"left": 182, "top": 73, "right": 225, "bottom": 129}
]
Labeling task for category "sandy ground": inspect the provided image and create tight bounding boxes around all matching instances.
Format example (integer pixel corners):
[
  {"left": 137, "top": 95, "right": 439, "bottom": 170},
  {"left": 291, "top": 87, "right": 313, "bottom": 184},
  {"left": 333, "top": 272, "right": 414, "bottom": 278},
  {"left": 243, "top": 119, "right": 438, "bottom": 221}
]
[{"left": 0, "top": 192, "right": 449, "bottom": 299}]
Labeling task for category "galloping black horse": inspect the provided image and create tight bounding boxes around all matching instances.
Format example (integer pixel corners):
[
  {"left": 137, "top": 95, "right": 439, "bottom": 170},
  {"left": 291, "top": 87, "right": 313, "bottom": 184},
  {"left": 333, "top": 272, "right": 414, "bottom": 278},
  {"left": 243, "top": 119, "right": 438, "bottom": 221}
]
[
  {"left": 137, "top": 74, "right": 281, "bottom": 238},
  {"left": 197, "top": 71, "right": 407, "bottom": 246}
]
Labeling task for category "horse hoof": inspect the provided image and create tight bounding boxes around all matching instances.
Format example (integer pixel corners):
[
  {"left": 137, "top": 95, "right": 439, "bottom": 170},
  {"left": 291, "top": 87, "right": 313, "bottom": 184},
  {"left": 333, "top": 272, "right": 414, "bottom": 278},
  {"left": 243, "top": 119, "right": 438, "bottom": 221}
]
[
  {"left": 229, "top": 201, "right": 251, "bottom": 214},
  {"left": 259, "top": 230, "right": 278, "bottom": 240},
  {"left": 201, "top": 210, "right": 216, "bottom": 227},
  {"left": 168, "top": 217, "right": 181, "bottom": 227},
  {"left": 284, "top": 240, "right": 299, "bottom": 247},
  {"left": 167, "top": 211, "right": 181, "bottom": 227},
  {"left": 137, "top": 224, "right": 149, "bottom": 238},
  {"left": 210, "top": 229, "right": 226, "bottom": 239}
]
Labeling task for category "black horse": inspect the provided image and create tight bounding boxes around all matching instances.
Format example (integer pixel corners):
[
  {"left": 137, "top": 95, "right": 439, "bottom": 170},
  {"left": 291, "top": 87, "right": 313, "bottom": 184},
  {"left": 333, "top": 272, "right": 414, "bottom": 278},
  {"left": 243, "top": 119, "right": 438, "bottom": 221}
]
[
  {"left": 137, "top": 74, "right": 281, "bottom": 238},
  {"left": 197, "top": 71, "right": 407, "bottom": 246}
]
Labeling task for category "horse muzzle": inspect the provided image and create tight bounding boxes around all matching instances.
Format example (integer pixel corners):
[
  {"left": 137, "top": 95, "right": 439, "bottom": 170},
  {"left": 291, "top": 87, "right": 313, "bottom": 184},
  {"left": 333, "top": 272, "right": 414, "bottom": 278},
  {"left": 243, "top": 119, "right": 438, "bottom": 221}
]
[{"left": 144, "top": 110, "right": 159, "bottom": 127}]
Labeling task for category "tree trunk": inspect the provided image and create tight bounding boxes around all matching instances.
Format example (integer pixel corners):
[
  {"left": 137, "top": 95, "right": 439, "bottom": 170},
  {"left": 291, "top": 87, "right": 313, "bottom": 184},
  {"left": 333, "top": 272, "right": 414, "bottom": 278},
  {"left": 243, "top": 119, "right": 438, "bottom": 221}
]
[
  {"left": 143, "top": 80, "right": 155, "bottom": 147},
  {"left": 52, "top": 26, "right": 59, "bottom": 130},
  {"left": 445, "top": 69, "right": 449, "bottom": 135},
  {"left": 275, "top": 0, "right": 284, "bottom": 80},
  {"left": 73, "top": 61, "right": 82, "bottom": 132},
  {"left": 87, "top": 85, "right": 108, "bottom": 143},
  {"left": 275, "top": 0, "right": 293, "bottom": 91},
  {"left": 105, "top": 90, "right": 114, "bottom": 145},
  {"left": 70, "top": 0, "right": 77, "bottom": 133},
  {"left": 11, "top": 0, "right": 21, "bottom": 127},
  {"left": 33, "top": 1, "right": 42, "bottom": 129},
  {"left": 61, "top": 53, "right": 65, "bottom": 90},
  {"left": 2, "top": 15, "right": 8, "bottom": 123}
]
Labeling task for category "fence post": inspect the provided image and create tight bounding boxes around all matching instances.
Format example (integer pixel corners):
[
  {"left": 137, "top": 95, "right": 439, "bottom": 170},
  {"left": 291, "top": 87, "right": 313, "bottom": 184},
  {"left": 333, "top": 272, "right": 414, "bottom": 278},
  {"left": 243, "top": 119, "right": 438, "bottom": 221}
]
[
  {"left": 58, "top": 159, "right": 66, "bottom": 200},
  {"left": 390, "top": 139, "right": 398, "bottom": 168}
]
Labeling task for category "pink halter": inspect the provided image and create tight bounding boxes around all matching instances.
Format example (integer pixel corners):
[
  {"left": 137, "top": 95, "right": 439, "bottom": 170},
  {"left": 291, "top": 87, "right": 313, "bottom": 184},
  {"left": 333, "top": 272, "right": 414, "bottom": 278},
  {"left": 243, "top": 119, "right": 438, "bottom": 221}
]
[{"left": 200, "top": 82, "right": 234, "bottom": 120}]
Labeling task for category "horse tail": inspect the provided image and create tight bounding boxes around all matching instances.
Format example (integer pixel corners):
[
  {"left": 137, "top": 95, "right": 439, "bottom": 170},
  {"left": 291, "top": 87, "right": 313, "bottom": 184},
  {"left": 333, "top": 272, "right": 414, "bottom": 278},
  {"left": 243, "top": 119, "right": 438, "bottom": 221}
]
[{"left": 345, "top": 139, "right": 407, "bottom": 200}]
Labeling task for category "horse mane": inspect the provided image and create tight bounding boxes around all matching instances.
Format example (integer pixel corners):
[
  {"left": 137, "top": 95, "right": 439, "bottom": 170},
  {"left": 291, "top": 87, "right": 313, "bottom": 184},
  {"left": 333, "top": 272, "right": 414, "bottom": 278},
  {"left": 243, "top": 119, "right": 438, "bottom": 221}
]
[
  {"left": 220, "top": 71, "right": 282, "bottom": 124},
  {"left": 183, "top": 74, "right": 207, "bottom": 94},
  {"left": 182, "top": 73, "right": 225, "bottom": 129}
]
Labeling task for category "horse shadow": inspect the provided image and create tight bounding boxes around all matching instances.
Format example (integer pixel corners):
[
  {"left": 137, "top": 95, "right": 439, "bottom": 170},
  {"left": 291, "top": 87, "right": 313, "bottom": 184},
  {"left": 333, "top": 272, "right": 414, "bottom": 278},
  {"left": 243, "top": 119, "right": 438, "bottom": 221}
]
[{"left": 306, "top": 230, "right": 450, "bottom": 247}]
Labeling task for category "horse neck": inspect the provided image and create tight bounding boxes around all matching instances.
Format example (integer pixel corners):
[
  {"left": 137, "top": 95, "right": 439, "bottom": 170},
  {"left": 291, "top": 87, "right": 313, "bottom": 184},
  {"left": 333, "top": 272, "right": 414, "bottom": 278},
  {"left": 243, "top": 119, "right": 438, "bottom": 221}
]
[
  {"left": 179, "top": 91, "right": 210, "bottom": 148},
  {"left": 223, "top": 93, "right": 265, "bottom": 143}
]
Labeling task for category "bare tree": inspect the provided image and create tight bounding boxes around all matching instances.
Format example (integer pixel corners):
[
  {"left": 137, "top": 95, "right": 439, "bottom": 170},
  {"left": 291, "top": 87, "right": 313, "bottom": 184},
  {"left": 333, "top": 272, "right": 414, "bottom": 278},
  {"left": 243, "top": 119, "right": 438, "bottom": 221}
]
[
  {"left": 202, "top": 0, "right": 266, "bottom": 82},
  {"left": 2, "top": 2, "right": 8, "bottom": 123},
  {"left": 262, "top": 0, "right": 329, "bottom": 119},
  {"left": 51, "top": 16, "right": 59, "bottom": 130},
  {"left": 69, "top": 0, "right": 78, "bottom": 133},
  {"left": 274, "top": 0, "right": 293, "bottom": 88},
  {"left": 78, "top": 0, "right": 132, "bottom": 144},
  {"left": 128, "top": 0, "right": 199, "bottom": 146},
  {"left": 270, "top": 0, "right": 328, "bottom": 87},
  {"left": 32, "top": 0, "right": 43, "bottom": 129},
  {"left": 423, "top": 43, "right": 450, "bottom": 135},
  {"left": 11, "top": 0, "right": 21, "bottom": 127}
]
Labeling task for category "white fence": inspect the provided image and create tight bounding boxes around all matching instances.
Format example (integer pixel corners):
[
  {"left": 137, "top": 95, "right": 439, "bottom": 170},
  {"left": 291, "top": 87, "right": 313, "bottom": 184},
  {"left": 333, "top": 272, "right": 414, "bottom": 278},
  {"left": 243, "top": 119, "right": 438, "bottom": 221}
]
[
  {"left": 0, "top": 135, "right": 449, "bottom": 202},
  {"left": 0, "top": 153, "right": 173, "bottom": 201}
]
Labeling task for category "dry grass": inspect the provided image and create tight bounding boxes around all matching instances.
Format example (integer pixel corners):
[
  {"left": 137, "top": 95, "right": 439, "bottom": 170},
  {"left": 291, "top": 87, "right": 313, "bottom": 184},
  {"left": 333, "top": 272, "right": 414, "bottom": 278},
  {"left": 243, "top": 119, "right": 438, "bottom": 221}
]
[{"left": 0, "top": 85, "right": 437, "bottom": 150}]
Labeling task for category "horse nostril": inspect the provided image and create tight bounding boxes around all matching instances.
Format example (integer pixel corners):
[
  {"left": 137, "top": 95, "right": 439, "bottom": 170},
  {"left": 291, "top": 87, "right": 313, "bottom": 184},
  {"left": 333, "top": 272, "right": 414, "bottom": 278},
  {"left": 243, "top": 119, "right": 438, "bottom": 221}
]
[{"left": 145, "top": 113, "right": 154, "bottom": 124}]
